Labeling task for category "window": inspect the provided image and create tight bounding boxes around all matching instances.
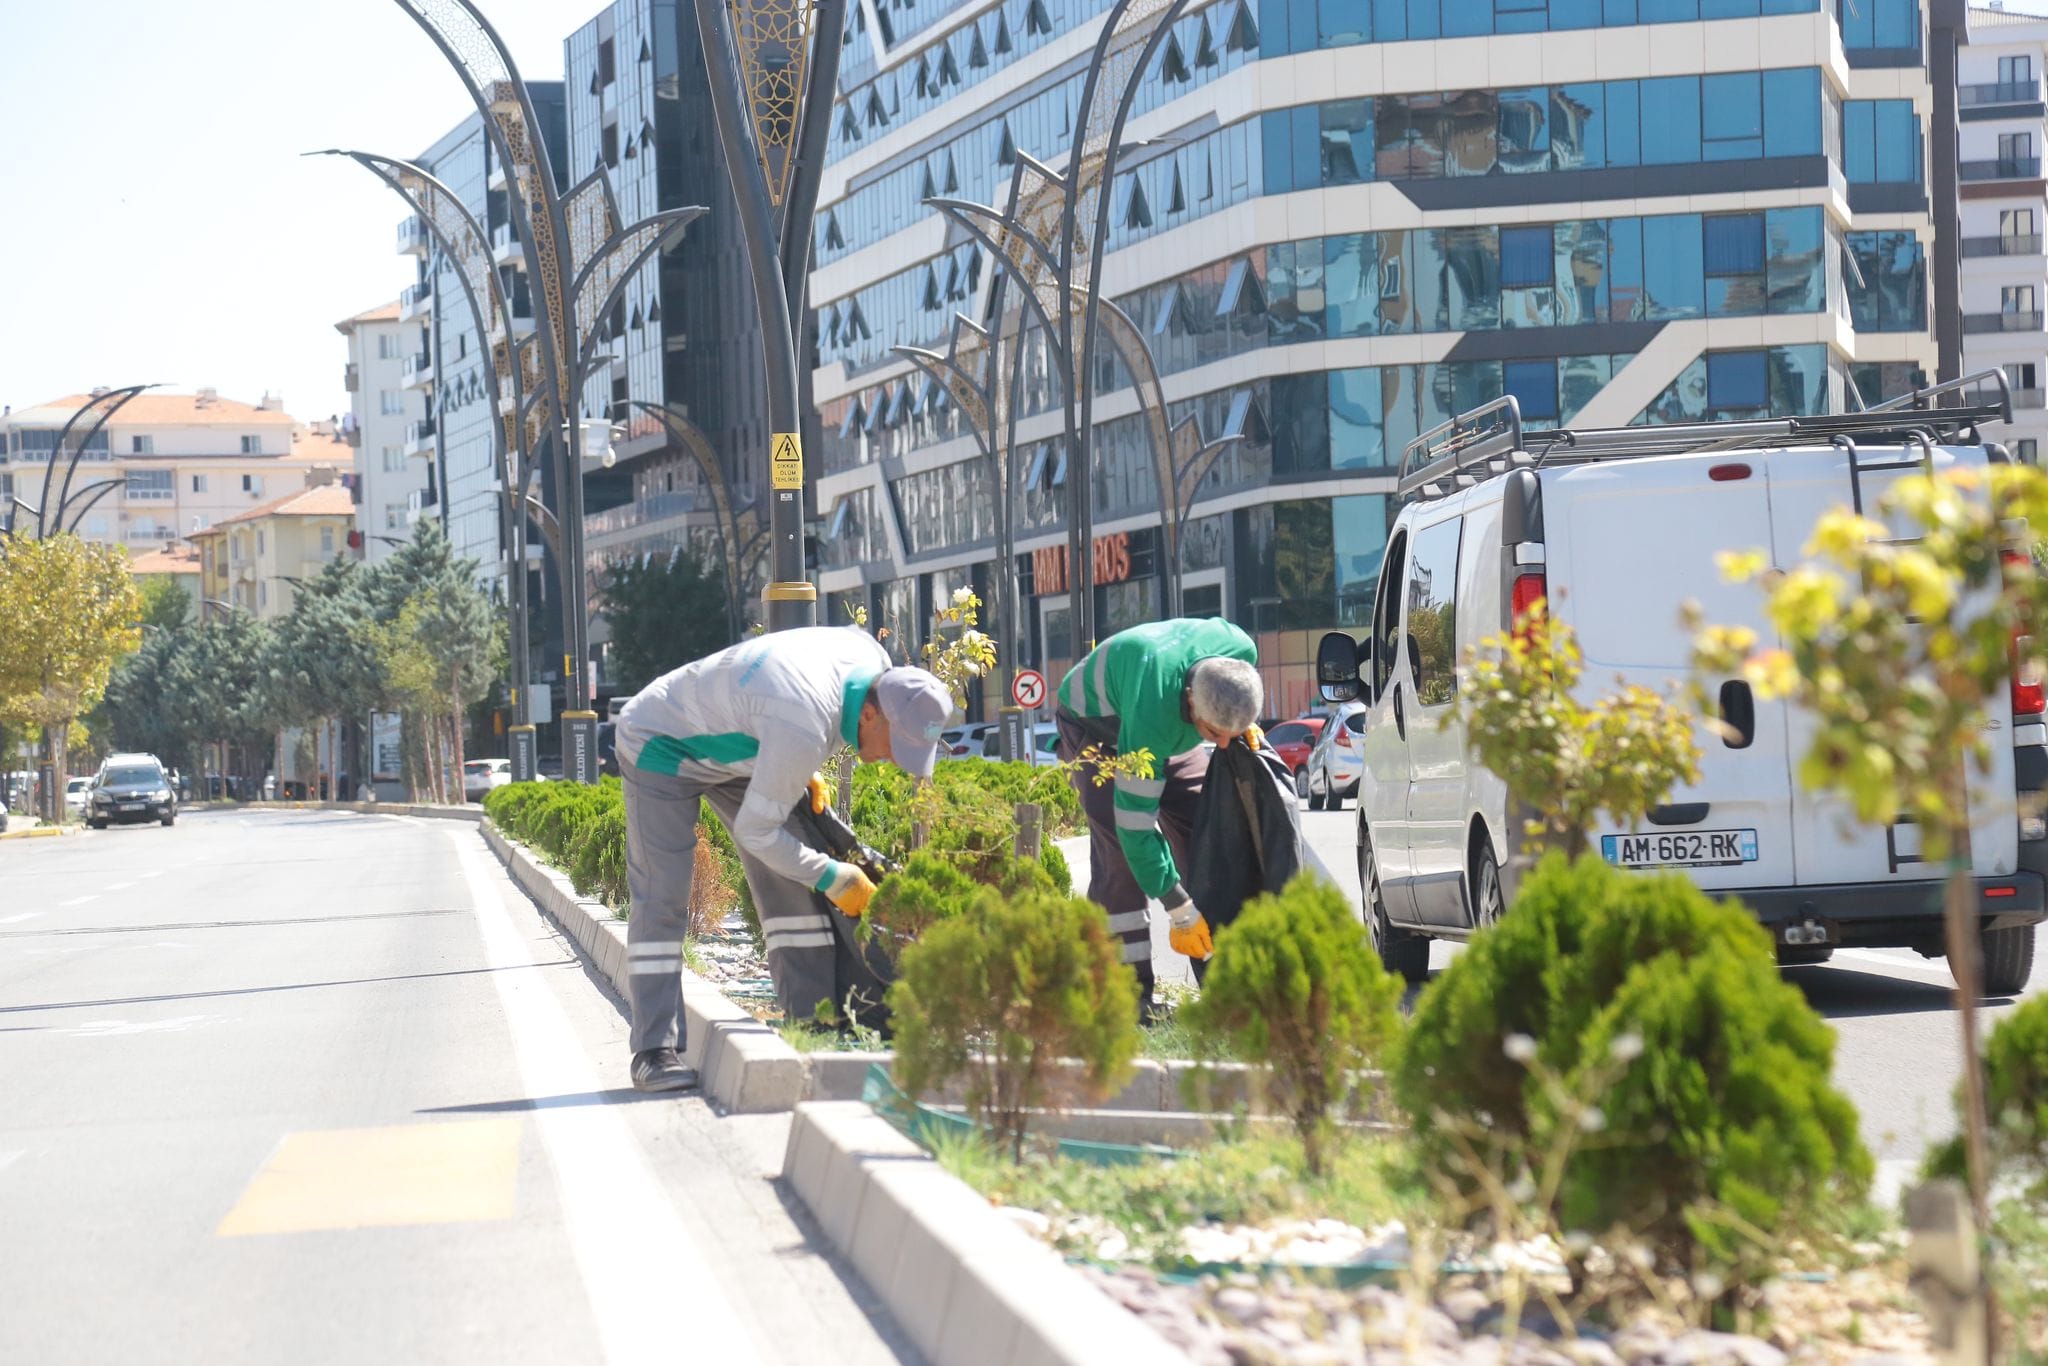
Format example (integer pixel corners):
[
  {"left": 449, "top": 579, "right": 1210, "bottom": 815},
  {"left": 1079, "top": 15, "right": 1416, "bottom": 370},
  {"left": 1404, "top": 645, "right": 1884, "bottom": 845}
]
[
  {"left": 1703, "top": 212, "right": 1765, "bottom": 315},
  {"left": 2001, "top": 131, "right": 2036, "bottom": 171},
  {"left": 1404, "top": 518, "right": 1462, "bottom": 706},
  {"left": 1498, "top": 226, "right": 1551, "bottom": 287},
  {"left": 1845, "top": 100, "right": 1922, "bottom": 183},
  {"left": 256, "top": 529, "right": 266, "bottom": 555},
  {"left": 2003, "top": 208, "right": 2037, "bottom": 245},
  {"left": 320, "top": 527, "right": 335, "bottom": 556},
  {"left": 385, "top": 503, "right": 406, "bottom": 530},
  {"left": 597, "top": 36, "right": 615, "bottom": 86},
  {"left": 2000, "top": 54, "right": 2033, "bottom": 85},
  {"left": 377, "top": 333, "right": 402, "bottom": 360},
  {"left": 1701, "top": 73, "right": 1762, "bottom": 160},
  {"left": 191, "top": 474, "right": 207, "bottom": 494},
  {"left": 259, "top": 581, "right": 269, "bottom": 610},
  {"left": 380, "top": 389, "right": 406, "bottom": 417},
  {"left": 2005, "top": 285, "right": 2038, "bottom": 316},
  {"left": 125, "top": 470, "right": 173, "bottom": 501},
  {"left": 242, "top": 474, "right": 263, "bottom": 494},
  {"left": 2019, "top": 439, "right": 2039, "bottom": 465},
  {"left": 1707, "top": 350, "right": 1770, "bottom": 412},
  {"left": 602, "top": 122, "right": 619, "bottom": 169},
  {"left": 382, "top": 447, "right": 406, "bottom": 473},
  {"left": 1371, "top": 529, "right": 1407, "bottom": 696},
  {"left": 240, "top": 435, "right": 261, "bottom": 455},
  {"left": 131, "top": 435, "right": 153, "bottom": 454},
  {"left": 1503, "top": 359, "right": 1560, "bottom": 422}
]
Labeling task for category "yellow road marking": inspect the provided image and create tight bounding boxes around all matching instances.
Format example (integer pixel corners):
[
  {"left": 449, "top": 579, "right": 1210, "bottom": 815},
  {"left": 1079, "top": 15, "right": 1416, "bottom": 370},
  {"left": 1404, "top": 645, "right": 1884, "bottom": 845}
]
[{"left": 216, "top": 1118, "right": 522, "bottom": 1237}]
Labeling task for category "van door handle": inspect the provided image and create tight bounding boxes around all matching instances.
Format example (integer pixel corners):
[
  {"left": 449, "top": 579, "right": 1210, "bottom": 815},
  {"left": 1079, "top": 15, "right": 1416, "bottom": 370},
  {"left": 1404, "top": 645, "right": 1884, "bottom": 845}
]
[
  {"left": 1392, "top": 683, "right": 1405, "bottom": 739},
  {"left": 1719, "top": 680, "right": 1756, "bottom": 750}
]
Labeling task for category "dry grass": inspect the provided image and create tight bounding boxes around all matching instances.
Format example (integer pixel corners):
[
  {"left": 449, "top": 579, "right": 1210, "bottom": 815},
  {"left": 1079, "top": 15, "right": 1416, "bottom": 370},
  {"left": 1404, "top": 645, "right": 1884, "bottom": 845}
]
[{"left": 688, "top": 837, "right": 736, "bottom": 939}]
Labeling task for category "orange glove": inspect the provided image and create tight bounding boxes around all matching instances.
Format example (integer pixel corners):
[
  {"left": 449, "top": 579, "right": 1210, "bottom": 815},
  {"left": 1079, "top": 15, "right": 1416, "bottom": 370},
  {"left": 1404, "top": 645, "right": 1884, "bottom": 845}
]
[
  {"left": 1167, "top": 901, "right": 1214, "bottom": 960},
  {"left": 807, "top": 772, "right": 830, "bottom": 814},
  {"left": 1241, "top": 724, "right": 1265, "bottom": 751},
  {"left": 822, "top": 861, "right": 876, "bottom": 917}
]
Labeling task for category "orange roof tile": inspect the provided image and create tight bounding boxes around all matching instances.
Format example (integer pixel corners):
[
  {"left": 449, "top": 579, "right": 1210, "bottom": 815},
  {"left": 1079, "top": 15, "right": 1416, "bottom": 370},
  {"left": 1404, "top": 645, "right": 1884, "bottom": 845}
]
[
  {"left": 286, "top": 428, "right": 352, "bottom": 464},
  {"left": 10, "top": 392, "right": 298, "bottom": 428},
  {"left": 214, "top": 484, "right": 356, "bottom": 526},
  {"left": 336, "top": 301, "right": 403, "bottom": 330},
  {"left": 128, "top": 545, "right": 202, "bottom": 575}
]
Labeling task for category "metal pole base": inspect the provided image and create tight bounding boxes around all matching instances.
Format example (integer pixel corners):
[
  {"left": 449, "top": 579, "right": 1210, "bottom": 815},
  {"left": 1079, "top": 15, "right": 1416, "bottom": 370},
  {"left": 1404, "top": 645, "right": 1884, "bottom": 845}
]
[
  {"left": 562, "top": 711, "right": 601, "bottom": 785},
  {"left": 509, "top": 724, "right": 538, "bottom": 784},
  {"left": 764, "top": 581, "right": 817, "bottom": 632},
  {"left": 999, "top": 706, "right": 1028, "bottom": 763}
]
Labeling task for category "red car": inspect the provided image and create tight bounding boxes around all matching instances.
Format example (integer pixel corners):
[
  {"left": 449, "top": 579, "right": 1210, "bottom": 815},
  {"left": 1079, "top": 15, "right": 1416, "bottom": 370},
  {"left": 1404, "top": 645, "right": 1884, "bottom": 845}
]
[{"left": 1262, "top": 717, "right": 1325, "bottom": 774}]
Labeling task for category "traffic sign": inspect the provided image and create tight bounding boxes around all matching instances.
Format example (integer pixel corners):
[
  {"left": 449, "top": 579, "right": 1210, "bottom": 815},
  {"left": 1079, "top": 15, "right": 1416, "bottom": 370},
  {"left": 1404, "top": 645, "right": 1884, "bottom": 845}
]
[{"left": 1011, "top": 668, "right": 1047, "bottom": 709}]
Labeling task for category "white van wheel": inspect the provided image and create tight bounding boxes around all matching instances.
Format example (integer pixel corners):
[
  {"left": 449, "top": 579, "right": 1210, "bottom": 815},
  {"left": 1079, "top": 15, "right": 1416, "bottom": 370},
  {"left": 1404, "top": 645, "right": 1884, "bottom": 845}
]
[
  {"left": 1361, "top": 834, "right": 1429, "bottom": 984},
  {"left": 1970, "top": 923, "right": 2037, "bottom": 997},
  {"left": 1469, "top": 842, "right": 1503, "bottom": 929}
]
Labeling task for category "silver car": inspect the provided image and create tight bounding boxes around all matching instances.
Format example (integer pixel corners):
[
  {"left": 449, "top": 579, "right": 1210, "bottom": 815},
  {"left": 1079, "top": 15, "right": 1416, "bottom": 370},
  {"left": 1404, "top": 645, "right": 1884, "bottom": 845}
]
[{"left": 1299, "top": 703, "right": 1366, "bottom": 810}]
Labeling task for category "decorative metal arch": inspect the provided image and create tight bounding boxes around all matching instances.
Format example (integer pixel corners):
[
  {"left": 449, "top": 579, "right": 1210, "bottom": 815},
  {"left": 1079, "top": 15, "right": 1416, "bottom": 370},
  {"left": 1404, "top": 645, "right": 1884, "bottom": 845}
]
[
  {"left": 628, "top": 400, "right": 768, "bottom": 642},
  {"left": 40, "top": 385, "right": 158, "bottom": 538}
]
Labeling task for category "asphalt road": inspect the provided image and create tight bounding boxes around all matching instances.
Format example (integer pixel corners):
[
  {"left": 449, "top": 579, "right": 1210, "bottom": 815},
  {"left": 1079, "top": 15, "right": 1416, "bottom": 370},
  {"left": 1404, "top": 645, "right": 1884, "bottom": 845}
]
[
  {"left": 0, "top": 809, "right": 916, "bottom": 1366},
  {"left": 1077, "top": 805, "right": 2048, "bottom": 1206}
]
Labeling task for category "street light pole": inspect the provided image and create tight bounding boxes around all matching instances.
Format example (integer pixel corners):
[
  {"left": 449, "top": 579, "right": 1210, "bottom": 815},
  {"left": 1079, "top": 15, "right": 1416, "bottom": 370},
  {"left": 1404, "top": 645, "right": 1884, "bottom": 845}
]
[{"left": 692, "top": 0, "right": 847, "bottom": 632}]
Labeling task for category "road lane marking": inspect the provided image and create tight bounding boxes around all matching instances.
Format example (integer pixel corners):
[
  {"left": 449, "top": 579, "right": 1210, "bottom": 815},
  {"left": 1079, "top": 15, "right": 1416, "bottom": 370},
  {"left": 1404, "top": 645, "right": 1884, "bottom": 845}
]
[
  {"left": 217, "top": 1119, "right": 522, "bottom": 1237},
  {"left": 450, "top": 832, "right": 763, "bottom": 1366},
  {"left": 59, "top": 896, "right": 94, "bottom": 907},
  {"left": 104, "top": 882, "right": 136, "bottom": 892},
  {"left": 0, "top": 913, "right": 41, "bottom": 924}
]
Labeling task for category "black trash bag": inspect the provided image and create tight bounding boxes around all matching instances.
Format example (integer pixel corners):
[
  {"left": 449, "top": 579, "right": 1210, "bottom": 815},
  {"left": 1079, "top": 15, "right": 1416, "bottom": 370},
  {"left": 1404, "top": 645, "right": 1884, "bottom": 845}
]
[
  {"left": 1185, "top": 741, "right": 1316, "bottom": 937},
  {"left": 787, "top": 799, "right": 898, "bottom": 1038}
]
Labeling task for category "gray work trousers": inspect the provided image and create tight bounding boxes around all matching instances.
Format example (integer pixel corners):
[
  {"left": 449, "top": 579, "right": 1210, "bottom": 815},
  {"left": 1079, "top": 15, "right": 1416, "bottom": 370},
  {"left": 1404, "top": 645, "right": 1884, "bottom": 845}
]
[
  {"left": 621, "top": 764, "right": 841, "bottom": 1053},
  {"left": 1055, "top": 710, "right": 1208, "bottom": 998}
]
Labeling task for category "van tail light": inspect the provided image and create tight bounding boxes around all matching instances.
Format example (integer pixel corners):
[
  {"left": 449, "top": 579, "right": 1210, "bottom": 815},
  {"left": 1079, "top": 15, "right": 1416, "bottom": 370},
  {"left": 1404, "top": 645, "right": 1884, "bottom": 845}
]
[
  {"left": 2006, "top": 551, "right": 2045, "bottom": 717},
  {"left": 1511, "top": 571, "right": 1549, "bottom": 640}
]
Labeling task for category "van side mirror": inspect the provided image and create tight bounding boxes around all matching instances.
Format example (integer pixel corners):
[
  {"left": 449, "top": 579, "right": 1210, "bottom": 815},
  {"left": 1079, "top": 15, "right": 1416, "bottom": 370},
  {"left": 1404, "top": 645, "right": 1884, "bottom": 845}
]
[{"left": 1316, "top": 631, "right": 1367, "bottom": 704}]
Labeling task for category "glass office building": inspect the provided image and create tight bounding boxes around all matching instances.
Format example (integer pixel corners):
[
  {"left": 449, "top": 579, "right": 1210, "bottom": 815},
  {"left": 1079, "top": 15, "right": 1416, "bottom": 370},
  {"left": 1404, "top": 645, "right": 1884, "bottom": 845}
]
[{"left": 807, "top": 0, "right": 1950, "bottom": 713}]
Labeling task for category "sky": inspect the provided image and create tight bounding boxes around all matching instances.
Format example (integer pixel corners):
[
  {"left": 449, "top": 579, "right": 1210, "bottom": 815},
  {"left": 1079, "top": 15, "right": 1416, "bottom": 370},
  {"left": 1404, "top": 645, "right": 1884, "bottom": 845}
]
[{"left": 0, "top": 0, "right": 590, "bottom": 428}]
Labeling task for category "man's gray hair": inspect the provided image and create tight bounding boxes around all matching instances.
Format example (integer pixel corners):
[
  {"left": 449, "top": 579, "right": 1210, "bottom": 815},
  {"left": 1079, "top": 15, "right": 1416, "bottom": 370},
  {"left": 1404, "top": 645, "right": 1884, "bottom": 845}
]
[{"left": 1187, "top": 656, "right": 1264, "bottom": 733}]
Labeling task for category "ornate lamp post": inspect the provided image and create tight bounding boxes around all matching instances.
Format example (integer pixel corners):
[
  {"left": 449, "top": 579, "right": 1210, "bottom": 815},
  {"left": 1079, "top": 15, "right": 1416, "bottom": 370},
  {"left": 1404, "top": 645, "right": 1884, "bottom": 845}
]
[
  {"left": 692, "top": 0, "right": 849, "bottom": 631},
  {"left": 0, "top": 386, "right": 158, "bottom": 550},
  {"left": 628, "top": 400, "right": 768, "bottom": 643},
  {"left": 389, "top": 0, "right": 705, "bottom": 782}
]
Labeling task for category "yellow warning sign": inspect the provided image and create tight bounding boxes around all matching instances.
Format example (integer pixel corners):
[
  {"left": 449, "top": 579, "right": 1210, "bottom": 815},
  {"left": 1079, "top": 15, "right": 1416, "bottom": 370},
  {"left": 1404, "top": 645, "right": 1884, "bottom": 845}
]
[{"left": 771, "top": 431, "right": 804, "bottom": 489}]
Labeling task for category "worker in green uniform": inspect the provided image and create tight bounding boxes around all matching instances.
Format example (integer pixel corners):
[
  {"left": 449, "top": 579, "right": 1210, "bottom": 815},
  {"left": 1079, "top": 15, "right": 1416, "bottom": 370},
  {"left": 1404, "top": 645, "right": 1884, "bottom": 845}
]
[{"left": 1053, "top": 617, "right": 1263, "bottom": 1009}]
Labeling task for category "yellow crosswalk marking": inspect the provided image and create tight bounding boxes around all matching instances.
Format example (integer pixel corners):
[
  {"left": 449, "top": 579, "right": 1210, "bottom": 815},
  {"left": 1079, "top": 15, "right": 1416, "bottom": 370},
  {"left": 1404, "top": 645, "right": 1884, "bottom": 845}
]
[{"left": 215, "top": 1118, "right": 522, "bottom": 1237}]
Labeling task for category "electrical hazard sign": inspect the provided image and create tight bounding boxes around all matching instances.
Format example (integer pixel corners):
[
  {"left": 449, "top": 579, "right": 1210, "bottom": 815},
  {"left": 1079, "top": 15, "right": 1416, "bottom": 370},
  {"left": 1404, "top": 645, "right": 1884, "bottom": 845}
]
[{"left": 771, "top": 432, "right": 803, "bottom": 489}]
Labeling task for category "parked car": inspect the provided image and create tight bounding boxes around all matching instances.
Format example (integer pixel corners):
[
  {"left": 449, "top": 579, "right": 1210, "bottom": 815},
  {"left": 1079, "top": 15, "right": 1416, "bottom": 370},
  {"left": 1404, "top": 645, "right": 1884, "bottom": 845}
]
[
  {"left": 941, "top": 722, "right": 999, "bottom": 759},
  {"left": 1300, "top": 704, "right": 1365, "bottom": 809},
  {"left": 463, "top": 758, "right": 513, "bottom": 802},
  {"left": 1263, "top": 717, "right": 1326, "bottom": 775},
  {"left": 88, "top": 754, "right": 177, "bottom": 829},
  {"left": 978, "top": 721, "right": 1062, "bottom": 766},
  {"left": 1315, "top": 380, "right": 2045, "bottom": 994},
  {"left": 64, "top": 777, "right": 93, "bottom": 817}
]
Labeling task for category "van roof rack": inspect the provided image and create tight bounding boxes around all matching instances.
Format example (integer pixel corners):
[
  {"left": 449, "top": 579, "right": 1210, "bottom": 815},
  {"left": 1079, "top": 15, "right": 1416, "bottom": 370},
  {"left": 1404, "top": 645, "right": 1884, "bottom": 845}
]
[{"left": 1397, "top": 370, "right": 2015, "bottom": 502}]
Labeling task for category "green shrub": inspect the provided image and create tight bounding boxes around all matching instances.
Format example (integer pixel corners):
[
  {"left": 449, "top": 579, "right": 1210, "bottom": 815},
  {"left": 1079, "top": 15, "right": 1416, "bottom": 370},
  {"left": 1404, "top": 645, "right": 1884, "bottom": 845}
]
[
  {"left": 568, "top": 804, "right": 629, "bottom": 906},
  {"left": 868, "top": 849, "right": 1056, "bottom": 943},
  {"left": 1927, "top": 991, "right": 2048, "bottom": 1195},
  {"left": 850, "top": 759, "right": 1077, "bottom": 891},
  {"left": 1182, "top": 875, "right": 1403, "bottom": 1175},
  {"left": 888, "top": 885, "right": 1141, "bottom": 1160},
  {"left": 1397, "top": 854, "right": 1869, "bottom": 1276}
]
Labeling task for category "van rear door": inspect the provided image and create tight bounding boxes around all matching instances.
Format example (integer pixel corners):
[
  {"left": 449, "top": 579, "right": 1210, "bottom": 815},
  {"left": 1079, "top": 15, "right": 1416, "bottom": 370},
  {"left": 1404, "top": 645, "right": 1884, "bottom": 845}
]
[
  {"left": 1544, "top": 455, "right": 1800, "bottom": 892},
  {"left": 1763, "top": 443, "right": 2019, "bottom": 887}
]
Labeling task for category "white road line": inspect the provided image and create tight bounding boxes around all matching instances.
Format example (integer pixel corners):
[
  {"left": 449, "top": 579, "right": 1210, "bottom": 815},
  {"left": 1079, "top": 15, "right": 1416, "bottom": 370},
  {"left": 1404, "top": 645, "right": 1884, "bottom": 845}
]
[
  {"left": 1834, "top": 948, "right": 1960, "bottom": 985},
  {"left": 450, "top": 833, "right": 763, "bottom": 1366},
  {"left": 59, "top": 895, "right": 95, "bottom": 907},
  {"left": 0, "top": 912, "right": 42, "bottom": 924},
  {"left": 104, "top": 882, "right": 136, "bottom": 892}
]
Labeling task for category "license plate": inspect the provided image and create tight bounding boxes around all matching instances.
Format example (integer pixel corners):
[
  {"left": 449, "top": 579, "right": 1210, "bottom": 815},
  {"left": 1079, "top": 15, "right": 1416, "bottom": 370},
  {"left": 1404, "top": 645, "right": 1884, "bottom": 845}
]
[
  {"left": 119, "top": 802, "right": 145, "bottom": 811},
  {"left": 1602, "top": 828, "right": 1758, "bottom": 869}
]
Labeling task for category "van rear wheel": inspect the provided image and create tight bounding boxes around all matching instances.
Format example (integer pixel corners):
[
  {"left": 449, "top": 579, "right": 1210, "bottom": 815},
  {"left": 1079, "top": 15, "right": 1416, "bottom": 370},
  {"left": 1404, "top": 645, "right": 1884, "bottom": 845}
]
[
  {"left": 1361, "top": 834, "right": 1429, "bottom": 984},
  {"left": 1969, "top": 923, "right": 2037, "bottom": 997}
]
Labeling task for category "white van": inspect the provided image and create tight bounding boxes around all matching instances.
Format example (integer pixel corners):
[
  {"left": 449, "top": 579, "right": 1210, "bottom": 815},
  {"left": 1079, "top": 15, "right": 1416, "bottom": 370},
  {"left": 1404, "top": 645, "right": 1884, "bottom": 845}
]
[{"left": 1316, "top": 375, "right": 2044, "bottom": 997}]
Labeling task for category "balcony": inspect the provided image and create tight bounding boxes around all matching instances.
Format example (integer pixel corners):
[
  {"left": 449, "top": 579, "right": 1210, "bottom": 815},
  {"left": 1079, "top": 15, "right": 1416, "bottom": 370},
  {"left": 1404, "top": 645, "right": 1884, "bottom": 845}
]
[
  {"left": 492, "top": 221, "right": 523, "bottom": 268},
  {"left": 1960, "top": 157, "right": 2043, "bottom": 182},
  {"left": 583, "top": 491, "right": 705, "bottom": 538},
  {"left": 399, "top": 280, "right": 434, "bottom": 321},
  {"left": 1963, "top": 310, "right": 2045, "bottom": 333},
  {"left": 406, "top": 485, "right": 439, "bottom": 525},
  {"left": 1960, "top": 78, "right": 2043, "bottom": 108},
  {"left": 402, "top": 417, "right": 436, "bottom": 457},
  {"left": 343, "top": 361, "right": 360, "bottom": 393},
  {"left": 396, "top": 216, "right": 430, "bottom": 256},
  {"left": 1962, "top": 234, "right": 2045, "bottom": 258},
  {"left": 401, "top": 351, "right": 435, "bottom": 390}
]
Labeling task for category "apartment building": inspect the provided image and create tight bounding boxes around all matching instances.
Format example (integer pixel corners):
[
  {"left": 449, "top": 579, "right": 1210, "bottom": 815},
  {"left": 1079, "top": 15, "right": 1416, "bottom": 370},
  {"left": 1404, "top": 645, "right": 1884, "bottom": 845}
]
[
  {"left": 336, "top": 301, "right": 430, "bottom": 559},
  {"left": 1961, "top": 3, "right": 2048, "bottom": 462},
  {"left": 0, "top": 390, "right": 340, "bottom": 554},
  {"left": 806, "top": 0, "right": 1953, "bottom": 712},
  {"left": 564, "top": 0, "right": 764, "bottom": 683},
  {"left": 190, "top": 481, "right": 355, "bottom": 620}
]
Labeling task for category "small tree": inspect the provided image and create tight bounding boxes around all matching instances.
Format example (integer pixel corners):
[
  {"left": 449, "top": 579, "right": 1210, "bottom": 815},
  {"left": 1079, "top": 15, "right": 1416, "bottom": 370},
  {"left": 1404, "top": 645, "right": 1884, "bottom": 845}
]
[
  {"left": 597, "top": 547, "right": 733, "bottom": 691},
  {"left": 1694, "top": 464, "right": 2048, "bottom": 1233},
  {"left": 1449, "top": 603, "right": 1701, "bottom": 859},
  {"left": 0, "top": 535, "right": 143, "bottom": 817},
  {"left": 888, "top": 886, "right": 1141, "bottom": 1160},
  {"left": 1183, "top": 875, "right": 1404, "bottom": 1175}
]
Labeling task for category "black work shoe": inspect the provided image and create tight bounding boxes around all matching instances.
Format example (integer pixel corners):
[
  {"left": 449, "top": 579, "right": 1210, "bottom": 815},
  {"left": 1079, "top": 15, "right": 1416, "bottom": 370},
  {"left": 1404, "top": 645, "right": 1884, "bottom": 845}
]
[{"left": 630, "top": 1048, "right": 701, "bottom": 1093}]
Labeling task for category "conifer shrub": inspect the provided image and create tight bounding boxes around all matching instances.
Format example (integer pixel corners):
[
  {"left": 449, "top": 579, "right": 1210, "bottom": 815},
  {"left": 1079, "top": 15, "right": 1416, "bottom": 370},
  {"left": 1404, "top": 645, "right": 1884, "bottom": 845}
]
[
  {"left": 850, "top": 760, "right": 1076, "bottom": 889},
  {"left": 888, "top": 886, "right": 1140, "bottom": 1159},
  {"left": 1182, "top": 875, "right": 1403, "bottom": 1175},
  {"left": 1396, "top": 854, "right": 1869, "bottom": 1275},
  {"left": 1927, "top": 992, "right": 2048, "bottom": 1193},
  {"left": 866, "top": 848, "right": 1056, "bottom": 943},
  {"left": 567, "top": 803, "right": 629, "bottom": 907}
]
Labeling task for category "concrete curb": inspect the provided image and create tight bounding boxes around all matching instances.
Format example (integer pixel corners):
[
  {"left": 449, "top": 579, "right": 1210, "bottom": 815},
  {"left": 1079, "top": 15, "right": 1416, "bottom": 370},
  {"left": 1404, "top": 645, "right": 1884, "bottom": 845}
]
[
  {"left": 479, "top": 822, "right": 809, "bottom": 1113},
  {"left": 785, "top": 1102, "right": 1188, "bottom": 1366},
  {"left": 181, "top": 800, "right": 485, "bottom": 823},
  {"left": 0, "top": 824, "right": 79, "bottom": 841}
]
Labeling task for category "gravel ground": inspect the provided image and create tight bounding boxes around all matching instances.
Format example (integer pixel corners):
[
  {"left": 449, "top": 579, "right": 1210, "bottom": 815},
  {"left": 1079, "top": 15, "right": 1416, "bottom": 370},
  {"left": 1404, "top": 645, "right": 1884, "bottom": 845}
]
[{"left": 1084, "top": 1262, "right": 1935, "bottom": 1366}]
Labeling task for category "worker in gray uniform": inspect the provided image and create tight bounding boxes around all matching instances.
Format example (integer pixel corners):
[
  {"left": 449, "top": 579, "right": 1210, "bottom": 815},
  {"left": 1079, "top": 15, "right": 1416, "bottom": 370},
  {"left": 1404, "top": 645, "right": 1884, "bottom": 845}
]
[{"left": 613, "top": 626, "right": 955, "bottom": 1092}]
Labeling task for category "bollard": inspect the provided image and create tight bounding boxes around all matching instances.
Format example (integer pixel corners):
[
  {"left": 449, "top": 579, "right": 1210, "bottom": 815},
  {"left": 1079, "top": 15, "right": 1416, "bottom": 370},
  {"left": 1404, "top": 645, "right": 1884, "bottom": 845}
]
[
  {"left": 1904, "top": 1179, "right": 1992, "bottom": 1365},
  {"left": 1014, "top": 801, "right": 1044, "bottom": 862},
  {"left": 834, "top": 750, "right": 854, "bottom": 822}
]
